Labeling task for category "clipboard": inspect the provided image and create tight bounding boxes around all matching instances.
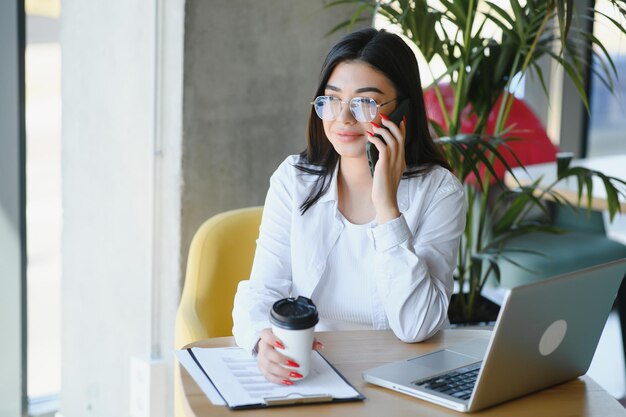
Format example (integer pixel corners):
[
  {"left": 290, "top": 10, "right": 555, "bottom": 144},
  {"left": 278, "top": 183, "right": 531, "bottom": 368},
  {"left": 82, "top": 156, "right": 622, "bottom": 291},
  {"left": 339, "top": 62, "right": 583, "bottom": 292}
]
[{"left": 175, "top": 346, "right": 365, "bottom": 409}]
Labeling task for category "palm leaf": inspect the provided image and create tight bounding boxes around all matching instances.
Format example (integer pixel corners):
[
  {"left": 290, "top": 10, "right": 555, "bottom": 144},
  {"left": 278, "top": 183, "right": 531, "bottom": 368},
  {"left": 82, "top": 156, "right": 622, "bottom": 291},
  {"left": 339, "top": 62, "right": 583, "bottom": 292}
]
[
  {"left": 485, "top": 1, "right": 517, "bottom": 32},
  {"left": 529, "top": 61, "right": 551, "bottom": 98},
  {"left": 545, "top": 49, "right": 590, "bottom": 110},
  {"left": 594, "top": 8, "right": 626, "bottom": 38},
  {"left": 428, "top": 118, "right": 448, "bottom": 138},
  {"left": 554, "top": 0, "right": 575, "bottom": 49},
  {"left": 485, "top": 223, "right": 566, "bottom": 251}
]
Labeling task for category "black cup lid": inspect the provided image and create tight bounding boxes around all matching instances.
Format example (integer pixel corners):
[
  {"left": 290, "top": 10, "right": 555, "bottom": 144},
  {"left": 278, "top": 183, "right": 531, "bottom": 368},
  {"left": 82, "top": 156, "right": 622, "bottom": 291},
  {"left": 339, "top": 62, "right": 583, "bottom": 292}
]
[{"left": 270, "top": 296, "right": 319, "bottom": 330}]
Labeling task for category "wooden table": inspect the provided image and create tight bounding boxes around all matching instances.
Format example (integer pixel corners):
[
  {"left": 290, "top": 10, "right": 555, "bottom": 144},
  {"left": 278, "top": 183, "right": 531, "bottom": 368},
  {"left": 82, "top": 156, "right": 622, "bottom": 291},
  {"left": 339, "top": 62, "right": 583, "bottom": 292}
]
[{"left": 178, "top": 329, "right": 626, "bottom": 416}]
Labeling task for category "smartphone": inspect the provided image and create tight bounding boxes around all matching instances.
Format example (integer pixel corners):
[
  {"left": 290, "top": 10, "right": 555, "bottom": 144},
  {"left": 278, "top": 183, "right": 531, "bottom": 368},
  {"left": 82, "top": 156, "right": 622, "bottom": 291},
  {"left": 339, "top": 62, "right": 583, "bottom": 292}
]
[{"left": 366, "top": 98, "right": 411, "bottom": 177}]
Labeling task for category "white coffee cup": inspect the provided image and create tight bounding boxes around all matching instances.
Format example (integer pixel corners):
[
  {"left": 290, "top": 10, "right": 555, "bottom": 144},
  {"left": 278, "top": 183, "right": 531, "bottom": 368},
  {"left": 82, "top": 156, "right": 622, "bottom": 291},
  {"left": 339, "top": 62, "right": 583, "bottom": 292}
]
[{"left": 270, "top": 296, "right": 319, "bottom": 380}]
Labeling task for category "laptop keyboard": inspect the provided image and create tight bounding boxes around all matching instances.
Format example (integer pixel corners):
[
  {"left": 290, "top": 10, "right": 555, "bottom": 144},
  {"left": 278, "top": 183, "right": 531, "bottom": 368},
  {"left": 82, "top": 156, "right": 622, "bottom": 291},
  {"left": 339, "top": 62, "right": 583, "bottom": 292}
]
[{"left": 412, "top": 363, "right": 481, "bottom": 401}]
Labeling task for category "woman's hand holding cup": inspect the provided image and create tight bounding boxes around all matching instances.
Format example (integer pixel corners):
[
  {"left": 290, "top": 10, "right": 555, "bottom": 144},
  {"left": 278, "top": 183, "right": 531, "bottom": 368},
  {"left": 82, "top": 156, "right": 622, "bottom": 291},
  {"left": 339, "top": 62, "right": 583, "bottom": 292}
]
[
  {"left": 257, "top": 296, "right": 321, "bottom": 385},
  {"left": 256, "top": 328, "right": 302, "bottom": 385}
]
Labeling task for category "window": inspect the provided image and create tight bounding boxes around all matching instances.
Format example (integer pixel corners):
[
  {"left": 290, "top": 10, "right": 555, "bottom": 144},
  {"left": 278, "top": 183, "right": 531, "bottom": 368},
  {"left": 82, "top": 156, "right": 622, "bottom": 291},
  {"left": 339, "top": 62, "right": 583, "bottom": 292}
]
[
  {"left": 25, "top": 0, "right": 62, "bottom": 414},
  {"left": 586, "top": 0, "right": 626, "bottom": 157}
]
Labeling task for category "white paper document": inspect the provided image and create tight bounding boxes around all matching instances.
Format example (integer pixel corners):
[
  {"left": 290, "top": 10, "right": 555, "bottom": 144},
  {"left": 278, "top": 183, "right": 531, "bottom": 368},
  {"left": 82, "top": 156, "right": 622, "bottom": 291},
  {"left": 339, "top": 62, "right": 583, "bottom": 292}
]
[
  {"left": 174, "top": 349, "right": 226, "bottom": 405},
  {"left": 175, "top": 347, "right": 363, "bottom": 409}
]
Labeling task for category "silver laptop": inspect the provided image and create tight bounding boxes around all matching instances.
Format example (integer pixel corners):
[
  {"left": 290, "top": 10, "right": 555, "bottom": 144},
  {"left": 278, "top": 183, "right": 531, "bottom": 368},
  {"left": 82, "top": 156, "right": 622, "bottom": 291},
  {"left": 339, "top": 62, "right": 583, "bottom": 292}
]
[{"left": 363, "top": 258, "right": 626, "bottom": 412}]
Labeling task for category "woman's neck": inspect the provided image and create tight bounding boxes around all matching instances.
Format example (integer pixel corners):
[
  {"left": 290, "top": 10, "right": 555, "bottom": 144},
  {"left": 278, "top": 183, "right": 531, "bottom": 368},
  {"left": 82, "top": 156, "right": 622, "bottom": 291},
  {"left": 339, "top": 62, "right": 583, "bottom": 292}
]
[
  {"left": 337, "top": 156, "right": 375, "bottom": 224},
  {"left": 338, "top": 156, "right": 372, "bottom": 191}
]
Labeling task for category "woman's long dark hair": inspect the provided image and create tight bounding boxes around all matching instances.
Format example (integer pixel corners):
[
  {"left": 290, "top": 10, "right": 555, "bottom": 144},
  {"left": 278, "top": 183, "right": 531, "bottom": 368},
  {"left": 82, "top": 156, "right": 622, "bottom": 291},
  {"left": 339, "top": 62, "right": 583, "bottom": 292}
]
[{"left": 296, "top": 28, "right": 450, "bottom": 214}]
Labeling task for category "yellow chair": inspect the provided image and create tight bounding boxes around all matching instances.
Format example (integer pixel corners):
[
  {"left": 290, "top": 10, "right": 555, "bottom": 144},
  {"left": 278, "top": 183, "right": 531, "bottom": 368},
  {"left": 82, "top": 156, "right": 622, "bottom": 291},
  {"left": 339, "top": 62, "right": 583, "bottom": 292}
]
[{"left": 174, "top": 206, "right": 263, "bottom": 416}]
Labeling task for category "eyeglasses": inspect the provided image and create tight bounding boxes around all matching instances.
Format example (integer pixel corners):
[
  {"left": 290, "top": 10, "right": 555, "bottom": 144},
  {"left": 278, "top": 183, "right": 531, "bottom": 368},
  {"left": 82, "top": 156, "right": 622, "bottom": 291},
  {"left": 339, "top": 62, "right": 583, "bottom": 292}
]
[{"left": 310, "top": 96, "right": 397, "bottom": 122}]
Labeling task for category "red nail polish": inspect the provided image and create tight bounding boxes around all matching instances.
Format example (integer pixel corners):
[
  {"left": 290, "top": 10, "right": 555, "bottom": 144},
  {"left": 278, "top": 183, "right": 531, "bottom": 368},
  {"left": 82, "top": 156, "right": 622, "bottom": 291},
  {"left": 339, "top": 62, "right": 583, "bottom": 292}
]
[
  {"left": 380, "top": 113, "right": 389, "bottom": 121},
  {"left": 282, "top": 379, "right": 294, "bottom": 386},
  {"left": 274, "top": 341, "right": 285, "bottom": 349},
  {"left": 403, "top": 115, "right": 407, "bottom": 125},
  {"left": 289, "top": 371, "right": 303, "bottom": 378},
  {"left": 370, "top": 121, "right": 381, "bottom": 128},
  {"left": 366, "top": 131, "right": 375, "bottom": 137},
  {"left": 286, "top": 360, "right": 300, "bottom": 368}
]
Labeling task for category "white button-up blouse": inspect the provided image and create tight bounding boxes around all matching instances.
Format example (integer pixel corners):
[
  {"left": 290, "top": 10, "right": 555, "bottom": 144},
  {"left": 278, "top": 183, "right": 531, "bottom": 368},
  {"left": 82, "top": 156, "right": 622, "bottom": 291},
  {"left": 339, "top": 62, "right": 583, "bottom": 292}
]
[{"left": 232, "top": 155, "right": 467, "bottom": 354}]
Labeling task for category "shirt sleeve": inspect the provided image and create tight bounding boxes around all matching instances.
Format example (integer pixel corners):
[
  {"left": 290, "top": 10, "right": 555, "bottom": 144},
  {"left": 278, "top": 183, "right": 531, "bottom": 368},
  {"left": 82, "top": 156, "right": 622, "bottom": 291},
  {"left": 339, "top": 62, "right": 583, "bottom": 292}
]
[
  {"left": 232, "top": 160, "right": 294, "bottom": 354},
  {"left": 369, "top": 177, "right": 466, "bottom": 343}
]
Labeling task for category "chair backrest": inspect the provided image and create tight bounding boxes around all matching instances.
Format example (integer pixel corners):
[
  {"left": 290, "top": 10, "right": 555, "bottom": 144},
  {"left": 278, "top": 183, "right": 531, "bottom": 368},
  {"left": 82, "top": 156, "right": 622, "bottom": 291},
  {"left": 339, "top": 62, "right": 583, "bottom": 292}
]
[{"left": 174, "top": 206, "right": 262, "bottom": 348}]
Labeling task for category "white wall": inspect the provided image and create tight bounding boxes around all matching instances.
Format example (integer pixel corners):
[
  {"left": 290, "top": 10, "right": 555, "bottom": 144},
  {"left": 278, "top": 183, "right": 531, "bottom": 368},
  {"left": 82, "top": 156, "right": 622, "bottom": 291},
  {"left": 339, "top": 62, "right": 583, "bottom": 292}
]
[{"left": 60, "top": 0, "right": 184, "bottom": 416}]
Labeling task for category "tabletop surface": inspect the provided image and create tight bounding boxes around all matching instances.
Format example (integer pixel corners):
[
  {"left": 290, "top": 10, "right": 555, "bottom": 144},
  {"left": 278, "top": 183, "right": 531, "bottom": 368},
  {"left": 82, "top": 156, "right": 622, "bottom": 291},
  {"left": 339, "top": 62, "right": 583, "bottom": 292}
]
[{"left": 178, "top": 329, "right": 626, "bottom": 417}]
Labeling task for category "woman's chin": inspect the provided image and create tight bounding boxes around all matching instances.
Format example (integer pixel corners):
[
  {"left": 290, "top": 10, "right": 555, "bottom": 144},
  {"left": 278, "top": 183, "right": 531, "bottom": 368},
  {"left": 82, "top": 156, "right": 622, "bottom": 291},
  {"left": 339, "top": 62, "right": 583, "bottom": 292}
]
[
  {"left": 333, "top": 147, "right": 368, "bottom": 159},
  {"left": 331, "top": 141, "right": 368, "bottom": 157}
]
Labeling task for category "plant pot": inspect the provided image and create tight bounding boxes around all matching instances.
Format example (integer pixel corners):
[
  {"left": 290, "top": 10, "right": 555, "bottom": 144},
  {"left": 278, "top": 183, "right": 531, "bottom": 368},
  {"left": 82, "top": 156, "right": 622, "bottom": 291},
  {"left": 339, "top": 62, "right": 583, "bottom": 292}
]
[{"left": 448, "top": 294, "right": 500, "bottom": 326}]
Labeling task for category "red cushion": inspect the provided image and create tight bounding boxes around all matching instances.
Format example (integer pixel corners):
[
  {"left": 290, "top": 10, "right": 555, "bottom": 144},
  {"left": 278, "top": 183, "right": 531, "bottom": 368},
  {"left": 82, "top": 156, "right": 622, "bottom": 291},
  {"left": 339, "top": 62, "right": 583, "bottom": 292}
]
[{"left": 424, "top": 84, "right": 558, "bottom": 181}]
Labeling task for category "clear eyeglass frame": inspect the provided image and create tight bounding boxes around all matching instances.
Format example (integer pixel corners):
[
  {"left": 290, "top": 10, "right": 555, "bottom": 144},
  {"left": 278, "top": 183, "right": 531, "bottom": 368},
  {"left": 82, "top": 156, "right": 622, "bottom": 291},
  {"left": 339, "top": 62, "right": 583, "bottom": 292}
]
[{"left": 310, "top": 96, "right": 397, "bottom": 122}]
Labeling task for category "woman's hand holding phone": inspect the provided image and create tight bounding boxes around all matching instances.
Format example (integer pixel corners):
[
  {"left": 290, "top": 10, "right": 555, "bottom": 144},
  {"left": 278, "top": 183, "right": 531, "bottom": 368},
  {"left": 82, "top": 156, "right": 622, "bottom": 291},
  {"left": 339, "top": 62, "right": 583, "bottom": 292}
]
[{"left": 367, "top": 114, "right": 406, "bottom": 225}]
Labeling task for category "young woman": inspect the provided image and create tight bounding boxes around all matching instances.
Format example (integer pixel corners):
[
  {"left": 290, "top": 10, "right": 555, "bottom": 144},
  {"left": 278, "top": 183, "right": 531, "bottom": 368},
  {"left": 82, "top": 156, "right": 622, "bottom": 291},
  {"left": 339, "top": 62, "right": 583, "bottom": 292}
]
[{"left": 232, "top": 28, "right": 467, "bottom": 385}]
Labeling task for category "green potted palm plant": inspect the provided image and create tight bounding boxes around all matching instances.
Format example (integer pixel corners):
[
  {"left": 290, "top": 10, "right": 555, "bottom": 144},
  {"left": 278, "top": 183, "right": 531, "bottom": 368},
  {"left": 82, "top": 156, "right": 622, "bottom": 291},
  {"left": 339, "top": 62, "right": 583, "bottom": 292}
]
[{"left": 329, "top": 0, "right": 626, "bottom": 322}]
